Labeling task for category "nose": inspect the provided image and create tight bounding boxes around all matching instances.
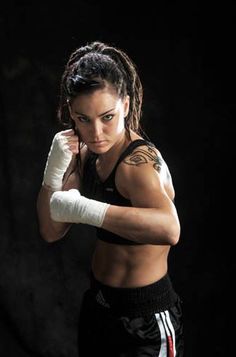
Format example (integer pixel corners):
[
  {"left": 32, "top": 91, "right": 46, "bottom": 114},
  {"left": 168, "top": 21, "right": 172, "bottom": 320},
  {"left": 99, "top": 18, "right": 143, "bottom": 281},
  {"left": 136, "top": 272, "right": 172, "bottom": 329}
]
[{"left": 90, "top": 120, "right": 103, "bottom": 139}]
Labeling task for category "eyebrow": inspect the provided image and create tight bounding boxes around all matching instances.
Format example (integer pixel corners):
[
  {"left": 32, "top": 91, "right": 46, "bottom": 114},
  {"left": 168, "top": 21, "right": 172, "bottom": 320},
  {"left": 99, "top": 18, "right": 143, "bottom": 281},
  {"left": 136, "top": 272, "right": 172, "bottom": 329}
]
[{"left": 74, "top": 107, "right": 115, "bottom": 117}]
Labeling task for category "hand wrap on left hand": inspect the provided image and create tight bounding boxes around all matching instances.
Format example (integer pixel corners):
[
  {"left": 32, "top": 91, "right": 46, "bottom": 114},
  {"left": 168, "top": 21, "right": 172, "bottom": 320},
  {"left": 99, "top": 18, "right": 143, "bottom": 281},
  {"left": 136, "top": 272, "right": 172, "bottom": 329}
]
[{"left": 50, "top": 189, "right": 110, "bottom": 227}]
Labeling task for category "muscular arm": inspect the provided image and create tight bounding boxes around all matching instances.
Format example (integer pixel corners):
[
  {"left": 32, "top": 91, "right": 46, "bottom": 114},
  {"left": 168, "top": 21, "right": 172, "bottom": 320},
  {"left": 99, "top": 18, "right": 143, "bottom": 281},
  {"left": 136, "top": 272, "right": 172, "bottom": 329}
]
[
  {"left": 102, "top": 147, "right": 180, "bottom": 245},
  {"left": 48, "top": 146, "right": 180, "bottom": 245}
]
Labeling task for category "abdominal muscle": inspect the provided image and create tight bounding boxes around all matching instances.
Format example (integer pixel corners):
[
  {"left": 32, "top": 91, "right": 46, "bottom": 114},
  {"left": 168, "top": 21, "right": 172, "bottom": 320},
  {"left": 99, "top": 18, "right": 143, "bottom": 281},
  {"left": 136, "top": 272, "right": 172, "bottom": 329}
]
[{"left": 91, "top": 240, "right": 170, "bottom": 288}]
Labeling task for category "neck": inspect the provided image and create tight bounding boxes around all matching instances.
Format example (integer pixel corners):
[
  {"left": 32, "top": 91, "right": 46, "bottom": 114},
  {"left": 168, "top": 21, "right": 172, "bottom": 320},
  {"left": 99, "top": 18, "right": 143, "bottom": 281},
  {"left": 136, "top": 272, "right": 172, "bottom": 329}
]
[{"left": 98, "top": 131, "right": 129, "bottom": 165}]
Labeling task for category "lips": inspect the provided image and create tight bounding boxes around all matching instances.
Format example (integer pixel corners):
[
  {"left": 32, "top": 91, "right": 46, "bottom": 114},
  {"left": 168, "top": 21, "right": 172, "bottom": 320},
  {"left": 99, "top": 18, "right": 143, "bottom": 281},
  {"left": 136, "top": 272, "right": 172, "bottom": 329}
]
[{"left": 90, "top": 140, "right": 106, "bottom": 144}]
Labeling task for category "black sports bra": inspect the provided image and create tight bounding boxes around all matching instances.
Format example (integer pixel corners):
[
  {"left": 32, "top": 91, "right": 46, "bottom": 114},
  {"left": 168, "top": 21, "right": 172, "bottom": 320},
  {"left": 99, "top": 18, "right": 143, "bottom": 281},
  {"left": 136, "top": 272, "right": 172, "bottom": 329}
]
[{"left": 81, "top": 139, "right": 155, "bottom": 245}]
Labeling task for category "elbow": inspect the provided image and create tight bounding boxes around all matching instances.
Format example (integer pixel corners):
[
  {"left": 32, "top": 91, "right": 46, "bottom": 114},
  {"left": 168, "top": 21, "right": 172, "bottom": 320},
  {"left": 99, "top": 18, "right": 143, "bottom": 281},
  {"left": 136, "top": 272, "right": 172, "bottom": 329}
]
[
  {"left": 39, "top": 227, "right": 57, "bottom": 243},
  {"left": 166, "top": 219, "right": 181, "bottom": 246},
  {"left": 149, "top": 223, "right": 180, "bottom": 246},
  {"left": 168, "top": 226, "right": 180, "bottom": 246},
  {"left": 38, "top": 224, "right": 63, "bottom": 243},
  {"left": 165, "top": 207, "right": 181, "bottom": 245},
  {"left": 153, "top": 214, "right": 180, "bottom": 246}
]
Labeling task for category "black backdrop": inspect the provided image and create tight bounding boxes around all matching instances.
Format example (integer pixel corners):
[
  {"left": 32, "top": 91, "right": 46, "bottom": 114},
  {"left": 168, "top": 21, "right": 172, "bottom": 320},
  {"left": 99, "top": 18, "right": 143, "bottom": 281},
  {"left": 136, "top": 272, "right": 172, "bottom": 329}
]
[{"left": 0, "top": 1, "right": 234, "bottom": 356}]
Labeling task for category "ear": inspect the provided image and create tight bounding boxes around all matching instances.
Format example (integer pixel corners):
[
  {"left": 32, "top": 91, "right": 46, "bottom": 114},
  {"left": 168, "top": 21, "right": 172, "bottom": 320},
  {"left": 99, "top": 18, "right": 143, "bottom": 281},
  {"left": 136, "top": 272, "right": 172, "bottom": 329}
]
[{"left": 123, "top": 95, "right": 130, "bottom": 117}]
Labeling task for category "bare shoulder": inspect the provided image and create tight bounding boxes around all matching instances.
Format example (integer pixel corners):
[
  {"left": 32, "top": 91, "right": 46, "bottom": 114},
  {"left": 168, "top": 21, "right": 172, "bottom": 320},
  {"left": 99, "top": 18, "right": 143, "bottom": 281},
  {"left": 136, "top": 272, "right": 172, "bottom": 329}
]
[
  {"left": 121, "top": 144, "right": 172, "bottom": 182},
  {"left": 123, "top": 144, "right": 164, "bottom": 174},
  {"left": 116, "top": 143, "right": 175, "bottom": 201}
]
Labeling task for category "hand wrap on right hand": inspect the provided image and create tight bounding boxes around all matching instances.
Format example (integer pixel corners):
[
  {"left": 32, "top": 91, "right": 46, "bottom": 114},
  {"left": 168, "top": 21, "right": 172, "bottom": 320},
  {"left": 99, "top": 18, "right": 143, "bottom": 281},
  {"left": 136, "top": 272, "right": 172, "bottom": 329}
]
[{"left": 43, "top": 130, "right": 73, "bottom": 191}]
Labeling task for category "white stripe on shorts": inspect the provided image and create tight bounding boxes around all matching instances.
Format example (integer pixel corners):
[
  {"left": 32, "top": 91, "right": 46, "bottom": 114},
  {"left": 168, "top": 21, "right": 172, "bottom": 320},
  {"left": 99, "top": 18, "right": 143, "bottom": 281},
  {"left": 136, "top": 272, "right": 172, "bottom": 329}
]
[{"left": 155, "top": 310, "right": 176, "bottom": 357}]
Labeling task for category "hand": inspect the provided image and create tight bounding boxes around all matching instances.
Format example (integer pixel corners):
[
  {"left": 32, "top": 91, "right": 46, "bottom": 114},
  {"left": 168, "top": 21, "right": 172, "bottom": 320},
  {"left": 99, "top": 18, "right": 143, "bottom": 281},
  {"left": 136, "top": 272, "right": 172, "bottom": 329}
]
[
  {"left": 43, "top": 129, "right": 79, "bottom": 191},
  {"left": 50, "top": 189, "right": 110, "bottom": 227}
]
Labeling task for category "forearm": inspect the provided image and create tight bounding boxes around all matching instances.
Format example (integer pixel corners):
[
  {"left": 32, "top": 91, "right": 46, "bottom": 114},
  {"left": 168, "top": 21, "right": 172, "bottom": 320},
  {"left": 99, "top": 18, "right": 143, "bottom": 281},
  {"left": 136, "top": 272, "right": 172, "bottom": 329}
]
[
  {"left": 102, "top": 205, "right": 180, "bottom": 245},
  {"left": 37, "top": 186, "right": 71, "bottom": 242},
  {"left": 37, "top": 129, "right": 79, "bottom": 242},
  {"left": 49, "top": 188, "right": 180, "bottom": 244}
]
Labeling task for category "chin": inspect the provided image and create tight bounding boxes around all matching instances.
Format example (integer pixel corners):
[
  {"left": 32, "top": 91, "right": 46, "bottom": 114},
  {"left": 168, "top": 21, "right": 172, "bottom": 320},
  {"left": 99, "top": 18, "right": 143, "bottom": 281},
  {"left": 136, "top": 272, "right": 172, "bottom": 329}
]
[{"left": 91, "top": 148, "right": 108, "bottom": 154}]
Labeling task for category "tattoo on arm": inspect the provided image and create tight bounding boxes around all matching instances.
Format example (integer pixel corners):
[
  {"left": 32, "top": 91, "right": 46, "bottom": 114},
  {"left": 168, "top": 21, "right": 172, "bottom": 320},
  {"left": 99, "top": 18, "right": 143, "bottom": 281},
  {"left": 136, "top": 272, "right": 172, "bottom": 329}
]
[{"left": 124, "top": 146, "right": 163, "bottom": 173}]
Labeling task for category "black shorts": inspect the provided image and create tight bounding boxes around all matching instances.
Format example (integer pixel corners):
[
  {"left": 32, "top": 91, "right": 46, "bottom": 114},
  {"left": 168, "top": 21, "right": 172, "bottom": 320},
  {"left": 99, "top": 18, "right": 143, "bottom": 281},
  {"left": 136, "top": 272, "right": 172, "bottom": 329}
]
[{"left": 78, "top": 272, "right": 184, "bottom": 356}]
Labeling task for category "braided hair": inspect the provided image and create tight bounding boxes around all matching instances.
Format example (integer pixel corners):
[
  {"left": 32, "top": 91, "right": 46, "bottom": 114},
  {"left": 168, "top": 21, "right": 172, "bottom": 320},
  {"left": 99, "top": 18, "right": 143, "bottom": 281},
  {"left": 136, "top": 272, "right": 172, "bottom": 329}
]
[{"left": 57, "top": 41, "right": 143, "bottom": 136}]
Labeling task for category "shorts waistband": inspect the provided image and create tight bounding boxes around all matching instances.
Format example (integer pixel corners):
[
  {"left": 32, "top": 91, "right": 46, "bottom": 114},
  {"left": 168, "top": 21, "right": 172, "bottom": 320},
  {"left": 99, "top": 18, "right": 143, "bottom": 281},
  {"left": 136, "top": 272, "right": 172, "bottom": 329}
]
[{"left": 89, "top": 271, "right": 178, "bottom": 317}]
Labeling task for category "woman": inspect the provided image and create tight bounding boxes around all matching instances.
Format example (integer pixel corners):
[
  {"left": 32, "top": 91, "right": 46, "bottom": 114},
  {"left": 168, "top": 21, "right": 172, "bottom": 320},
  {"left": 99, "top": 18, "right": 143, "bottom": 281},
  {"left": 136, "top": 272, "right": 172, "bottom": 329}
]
[{"left": 37, "top": 41, "right": 184, "bottom": 356}]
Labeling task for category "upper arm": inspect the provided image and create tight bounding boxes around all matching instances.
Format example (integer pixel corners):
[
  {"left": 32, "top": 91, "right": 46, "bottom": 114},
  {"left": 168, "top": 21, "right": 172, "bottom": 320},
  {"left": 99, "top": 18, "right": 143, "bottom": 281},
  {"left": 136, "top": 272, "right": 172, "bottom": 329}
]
[{"left": 116, "top": 145, "right": 175, "bottom": 209}]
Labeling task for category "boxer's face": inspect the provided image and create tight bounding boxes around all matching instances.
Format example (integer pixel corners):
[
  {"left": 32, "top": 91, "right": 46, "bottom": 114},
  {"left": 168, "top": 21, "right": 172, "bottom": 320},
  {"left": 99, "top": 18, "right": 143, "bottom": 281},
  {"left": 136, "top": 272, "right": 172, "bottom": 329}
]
[{"left": 69, "top": 85, "right": 129, "bottom": 154}]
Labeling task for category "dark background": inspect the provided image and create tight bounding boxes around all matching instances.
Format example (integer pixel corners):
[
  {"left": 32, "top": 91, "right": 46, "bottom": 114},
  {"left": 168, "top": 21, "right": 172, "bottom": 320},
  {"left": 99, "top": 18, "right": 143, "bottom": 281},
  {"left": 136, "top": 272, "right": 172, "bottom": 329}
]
[{"left": 0, "top": 1, "right": 234, "bottom": 356}]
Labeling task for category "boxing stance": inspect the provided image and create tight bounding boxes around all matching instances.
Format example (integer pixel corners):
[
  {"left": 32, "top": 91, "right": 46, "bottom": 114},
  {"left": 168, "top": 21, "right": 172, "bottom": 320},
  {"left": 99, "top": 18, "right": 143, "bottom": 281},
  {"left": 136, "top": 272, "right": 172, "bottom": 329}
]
[{"left": 37, "top": 40, "right": 184, "bottom": 356}]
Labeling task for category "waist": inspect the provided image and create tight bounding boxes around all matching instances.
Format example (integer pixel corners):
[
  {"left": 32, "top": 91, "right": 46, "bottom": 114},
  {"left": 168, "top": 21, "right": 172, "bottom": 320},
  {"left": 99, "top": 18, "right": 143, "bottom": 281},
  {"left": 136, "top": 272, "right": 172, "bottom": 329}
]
[{"left": 89, "top": 270, "right": 178, "bottom": 317}]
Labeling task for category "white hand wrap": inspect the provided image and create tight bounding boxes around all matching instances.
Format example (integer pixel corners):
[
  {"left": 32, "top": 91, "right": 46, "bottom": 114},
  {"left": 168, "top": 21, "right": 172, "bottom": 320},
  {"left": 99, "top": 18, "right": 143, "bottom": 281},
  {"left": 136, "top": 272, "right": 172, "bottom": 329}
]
[
  {"left": 50, "top": 189, "right": 110, "bottom": 227},
  {"left": 43, "top": 130, "right": 73, "bottom": 191}
]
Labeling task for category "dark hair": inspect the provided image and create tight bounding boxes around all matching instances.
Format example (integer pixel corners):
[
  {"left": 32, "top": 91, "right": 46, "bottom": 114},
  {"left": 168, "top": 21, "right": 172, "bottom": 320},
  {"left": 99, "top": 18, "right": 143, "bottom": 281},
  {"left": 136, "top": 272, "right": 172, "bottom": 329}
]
[{"left": 57, "top": 41, "right": 143, "bottom": 136}]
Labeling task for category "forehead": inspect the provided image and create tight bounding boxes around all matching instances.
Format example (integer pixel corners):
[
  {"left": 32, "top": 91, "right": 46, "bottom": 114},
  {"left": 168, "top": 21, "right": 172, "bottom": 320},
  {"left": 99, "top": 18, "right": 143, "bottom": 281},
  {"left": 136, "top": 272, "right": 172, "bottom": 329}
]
[{"left": 70, "top": 85, "right": 121, "bottom": 112}]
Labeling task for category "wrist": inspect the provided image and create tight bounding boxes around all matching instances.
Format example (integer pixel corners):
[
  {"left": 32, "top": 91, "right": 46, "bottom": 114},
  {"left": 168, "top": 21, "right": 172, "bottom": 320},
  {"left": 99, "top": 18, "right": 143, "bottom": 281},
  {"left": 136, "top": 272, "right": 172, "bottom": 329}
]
[
  {"left": 43, "top": 132, "right": 73, "bottom": 190},
  {"left": 50, "top": 189, "right": 110, "bottom": 227},
  {"left": 43, "top": 166, "right": 68, "bottom": 191},
  {"left": 42, "top": 183, "right": 55, "bottom": 192},
  {"left": 77, "top": 196, "right": 110, "bottom": 227}
]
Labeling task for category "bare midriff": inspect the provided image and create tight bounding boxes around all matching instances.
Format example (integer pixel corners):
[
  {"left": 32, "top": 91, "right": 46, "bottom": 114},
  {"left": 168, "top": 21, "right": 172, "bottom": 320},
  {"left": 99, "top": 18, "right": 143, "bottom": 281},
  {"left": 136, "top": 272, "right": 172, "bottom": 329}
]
[{"left": 91, "top": 239, "right": 170, "bottom": 288}]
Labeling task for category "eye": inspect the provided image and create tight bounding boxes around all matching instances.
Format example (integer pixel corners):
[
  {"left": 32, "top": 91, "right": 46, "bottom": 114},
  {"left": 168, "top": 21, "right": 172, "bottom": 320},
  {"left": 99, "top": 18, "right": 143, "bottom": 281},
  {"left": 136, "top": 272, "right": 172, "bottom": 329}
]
[
  {"left": 103, "top": 114, "right": 114, "bottom": 122},
  {"left": 77, "top": 116, "right": 90, "bottom": 123}
]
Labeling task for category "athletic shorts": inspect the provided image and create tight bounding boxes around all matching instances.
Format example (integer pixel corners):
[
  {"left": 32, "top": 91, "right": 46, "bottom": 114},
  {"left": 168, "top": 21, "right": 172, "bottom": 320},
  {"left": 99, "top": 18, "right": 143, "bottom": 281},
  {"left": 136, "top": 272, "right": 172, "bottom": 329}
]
[{"left": 78, "top": 272, "right": 184, "bottom": 356}]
